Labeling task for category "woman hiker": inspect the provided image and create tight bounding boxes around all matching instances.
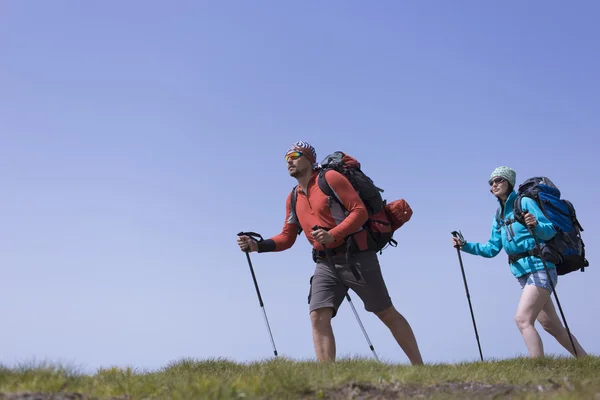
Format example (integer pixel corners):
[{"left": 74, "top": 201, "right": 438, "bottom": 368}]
[{"left": 451, "top": 166, "right": 587, "bottom": 359}]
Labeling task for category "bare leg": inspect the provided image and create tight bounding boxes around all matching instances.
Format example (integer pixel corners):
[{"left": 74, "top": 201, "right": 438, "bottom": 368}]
[
  {"left": 515, "top": 285, "right": 551, "bottom": 358},
  {"left": 310, "top": 307, "right": 336, "bottom": 361},
  {"left": 537, "top": 297, "right": 587, "bottom": 358},
  {"left": 375, "top": 305, "right": 423, "bottom": 365}
]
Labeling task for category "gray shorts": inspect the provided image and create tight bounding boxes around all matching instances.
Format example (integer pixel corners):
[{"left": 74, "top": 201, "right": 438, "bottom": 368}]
[
  {"left": 517, "top": 268, "right": 558, "bottom": 294},
  {"left": 307, "top": 251, "right": 392, "bottom": 317}
]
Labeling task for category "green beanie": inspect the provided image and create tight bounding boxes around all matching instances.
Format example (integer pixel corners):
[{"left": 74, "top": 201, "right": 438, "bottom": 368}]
[{"left": 489, "top": 166, "right": 516, "bottom": 187}]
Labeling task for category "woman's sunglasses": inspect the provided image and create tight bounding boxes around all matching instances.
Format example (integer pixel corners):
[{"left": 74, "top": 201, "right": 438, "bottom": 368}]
[
  {"left": 489, "top": 177, "right": 506, "bottom": 186},
  {"left": 285, "top": 151, "right": 303, "bottom": 161}
]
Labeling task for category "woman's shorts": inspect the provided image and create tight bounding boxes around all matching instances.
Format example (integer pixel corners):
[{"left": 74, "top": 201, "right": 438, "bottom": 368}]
[{"left": 517, "top": 268, "right": 558, "bottom": 294}]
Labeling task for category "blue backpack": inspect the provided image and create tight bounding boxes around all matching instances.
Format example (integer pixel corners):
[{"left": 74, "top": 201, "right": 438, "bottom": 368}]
[{"left": 509, "top": 177, "right": 589, "bottom": 275}]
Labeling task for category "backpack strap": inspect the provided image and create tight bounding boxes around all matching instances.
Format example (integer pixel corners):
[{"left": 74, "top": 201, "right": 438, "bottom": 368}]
[
  {"left": 495, "top": 204, "right": 518, "bottom": 242},
  {"left": 290, "top": 185, "right": 297, "bottom": 212},
  {"left": 495, "top": 206, "right": 502, "bottom": 228},
  {"left": 508, "top": 248, "right": 540, "bottom": 264},
  {"left": 494, "top": 206, "right": 509, "bottom": 232},
  {"left": 496, "top": 200, "right": 523, "bottom": 227},
  {"left": 563, "top": 199, "right": 584, "bottom": 232},
  {"left": 512, "top": 195, "right": 525, "bottom": 225},
  {"left": 289, "top": 185, "right": 303, "bottom": 235},
  {"left": 317, "top": 170, "right": 332, "bottom": 196},
  {"left": 317, "top": 169, "right": 348, "bottom": 213}
]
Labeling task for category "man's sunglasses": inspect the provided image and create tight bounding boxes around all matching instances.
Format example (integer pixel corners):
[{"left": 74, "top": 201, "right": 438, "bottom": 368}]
[
  {"left": 285, "top": 151, "right": 303, "bottom": 161},
  {"left": 489, "top": 177, "right": 506, "bottom": 186}
]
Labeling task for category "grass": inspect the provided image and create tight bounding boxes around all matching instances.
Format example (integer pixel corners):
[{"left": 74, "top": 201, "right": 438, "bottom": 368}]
[{"left": 0, "top": 355, "right": 599, "bottom": 399}]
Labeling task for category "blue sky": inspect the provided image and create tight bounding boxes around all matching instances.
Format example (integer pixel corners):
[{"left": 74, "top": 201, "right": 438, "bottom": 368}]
[{"left": 1, "top": 1, "right": 599, "bottom": 373}]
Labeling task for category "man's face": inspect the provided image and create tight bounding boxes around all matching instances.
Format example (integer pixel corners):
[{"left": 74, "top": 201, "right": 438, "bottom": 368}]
[{"left": 285, "top": 150, "right": 312, "bottom": 178}]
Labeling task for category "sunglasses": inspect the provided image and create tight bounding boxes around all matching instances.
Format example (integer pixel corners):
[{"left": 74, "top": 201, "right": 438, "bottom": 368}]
[
  {"left": 489, "top": 177, "right": 506, "bottom": 186},
  {"left": 285, "top": 151, "right": 303, "bottom": 161}
]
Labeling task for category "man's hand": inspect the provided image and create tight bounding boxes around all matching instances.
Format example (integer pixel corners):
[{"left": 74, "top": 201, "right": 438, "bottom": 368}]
[
  {"left": 311, "top": 228, "right": 335, "bottom": 245},
  {"left": 237, "top": 235, "right": 258, "bottom": 252},
  {"left": 523, "top": 211, "right": 538, "bottom": 228}
]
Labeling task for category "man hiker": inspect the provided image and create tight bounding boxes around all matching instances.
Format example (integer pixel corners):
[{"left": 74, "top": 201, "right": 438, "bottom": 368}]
[{"left": 237, "top": 141, "right": 423, "bottom": 365}]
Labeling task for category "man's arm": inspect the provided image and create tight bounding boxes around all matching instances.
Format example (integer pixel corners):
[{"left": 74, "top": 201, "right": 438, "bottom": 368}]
[
  {"left": 323, "top": 170, "right": 368, "bottom": 241},
  {"left": 258, "top": 191, "right": 300, "bottom": 252}
]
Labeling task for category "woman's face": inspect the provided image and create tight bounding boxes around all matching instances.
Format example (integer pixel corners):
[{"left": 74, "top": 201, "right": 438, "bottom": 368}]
[{"left": 489, "top": 176, "right": 510, "bottom": 199}]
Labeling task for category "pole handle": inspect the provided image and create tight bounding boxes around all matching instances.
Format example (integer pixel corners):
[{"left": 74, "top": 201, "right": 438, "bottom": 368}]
[
  {"left": 451, "top": 230, "right": 466, "bottom": 248},
  {"left": 238, "top": 231, "right": 264, "bottom": 242}
]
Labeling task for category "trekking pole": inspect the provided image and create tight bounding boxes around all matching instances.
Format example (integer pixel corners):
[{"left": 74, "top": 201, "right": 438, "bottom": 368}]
[
  {"left": 451, "top": 231, "right": 484, "bottom": 362},
  {"left": 522, "top": 212, "right": 578, "bottom": 357},
  {"left": 237, "top": 231, "right": 278, "bottom": 357},
  {"left": 312, "top": 226, "right": 380, "bottom": 362}
]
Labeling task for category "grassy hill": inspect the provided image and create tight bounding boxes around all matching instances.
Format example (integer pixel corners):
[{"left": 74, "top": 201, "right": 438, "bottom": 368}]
[{"left": 1, "top": 355, "right": 599, "bottom": 399}]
